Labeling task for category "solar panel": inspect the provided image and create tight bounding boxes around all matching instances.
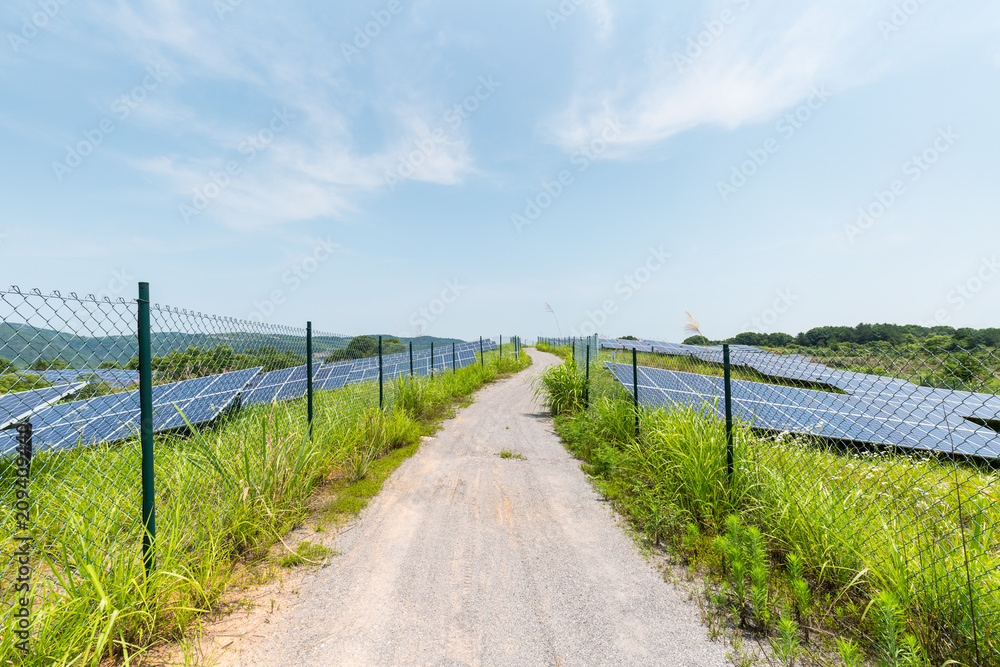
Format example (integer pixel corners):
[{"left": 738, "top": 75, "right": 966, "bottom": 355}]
[
  {"left": 0, "top": 383, "right": 86, "bottom": 431},
  {"left": 0, "top": 391, "right": 141, "bottom": 455},
  {"left": 316, "top": 360, "right": 353, "bottom": 390},
  {"left": 2, "top": 368, "right": 261, "bottom": 454},
  {"left": 153, "top": 367, "right": 261, "bottom": 430},
  {"left": 20, "top": 368, "right": 139, "bottom": 388},
  {"left": 241, "top": 366, "right": 307, "bottom": 408},
  {"left": 606, "top": 363, "right": 1000, "bottom": 460}
]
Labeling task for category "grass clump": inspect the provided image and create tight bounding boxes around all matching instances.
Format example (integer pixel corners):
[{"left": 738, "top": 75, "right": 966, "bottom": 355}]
[
  {"left": 277, "top": 541, "right": 335, "bottom": 568},
  {"left": 535, "top": 361, "right": 588, "bottom": 416},
  {"left": 497, "top": 449, "right": 526, "bottom": 461}
]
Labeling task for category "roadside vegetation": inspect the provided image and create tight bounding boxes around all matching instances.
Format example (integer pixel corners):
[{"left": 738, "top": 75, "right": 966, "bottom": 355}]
[
  {"left": 0, "top": 345, "right": 530, "bottom": 664},
  {"left": 536, "top": 344, "right": 997, "bottom": 667}
]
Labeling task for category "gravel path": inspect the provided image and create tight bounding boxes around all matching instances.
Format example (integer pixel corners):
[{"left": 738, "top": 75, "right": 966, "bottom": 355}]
[{"left": 214, "top": 349, "right": 729, "bottom": 666}]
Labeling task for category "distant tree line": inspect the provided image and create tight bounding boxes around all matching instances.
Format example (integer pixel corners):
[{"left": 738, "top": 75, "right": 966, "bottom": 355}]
[
  {"left": 324, "top": 335, "right": 406, "bottom": 362},
  {"left": 681, "top": 323, "right": 1000, "bottom": 350},
  {"left": 125, "top": 344, "right": 306, "bottom": 382}
]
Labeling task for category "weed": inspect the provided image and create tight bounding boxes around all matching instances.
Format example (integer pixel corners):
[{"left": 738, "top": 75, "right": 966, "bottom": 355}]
[
  {"left": 534, "top": 361, "right": 588, "bottom": 415},
  {"left": 498, "top": 449, "right": 526, "bottom": 460},
  {"left": 773, "top": 612, "right": 801, "bottom": 667},
  {"left": 837, "top": 637, "right": 863, "bottom": 667},
  {"left": 277, "top": 541, "right": 335, "bottom": 567}
]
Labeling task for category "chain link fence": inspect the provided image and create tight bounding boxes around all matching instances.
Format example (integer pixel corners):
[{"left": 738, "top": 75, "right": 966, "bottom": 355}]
[
  {"left": 537, "top": 335, "right": 598, "bottom": 368},
  {"left": 1, "top": 283, "right": 501, "bottom": 657},
  {"left": 546, "top": 336, "right": 999, "bottom": 666}
]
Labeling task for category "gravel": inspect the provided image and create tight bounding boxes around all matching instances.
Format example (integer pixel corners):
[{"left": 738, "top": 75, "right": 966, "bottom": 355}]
[{"left": 214, "top": 349, "right": 730, "bottom": 666}]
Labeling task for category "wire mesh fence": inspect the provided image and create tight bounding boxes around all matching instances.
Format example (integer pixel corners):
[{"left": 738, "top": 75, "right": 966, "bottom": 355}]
[
  {"left": 0, "top": 283, "right": 503, "bottom": 656},
  {"left": 547, "top": 336, "right": 1000, "bottom": 666},
  {"left": 537, "top": 335, "right": 598, "bottom": 369}
]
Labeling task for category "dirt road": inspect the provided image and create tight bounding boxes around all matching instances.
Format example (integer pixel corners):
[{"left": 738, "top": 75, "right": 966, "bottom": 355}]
[{"left": 212, "top": 349, "right": 728, "bottom": 666}]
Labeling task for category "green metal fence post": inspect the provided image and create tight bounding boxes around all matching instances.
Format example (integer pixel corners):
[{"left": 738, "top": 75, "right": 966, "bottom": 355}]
[
  {"left": 378, "top": 335, "right": 384, "bottom": 409},
  {"left": 409, "top": 341, "right": 414, "bottom": 378},
  {"left": 480, "top": 336, "right": 484, "bottom": 367},
  {"left": 137, "top": 281, "right": 156, "bottom": 577},
  {"left": 585, "top": 343, "right": 590, "bottom": 408},
  {"left": 632, "top": 347, "right": 639, "bottom": 438},
  {"left": 306, "top": 321, "right": 314, "bottom": 437},
  {"left": 452, "top": 342, "right": 456, "bottom": 373},
  {"left": 499, "top": 335, "right": 502, "bottom": 359},
  {"left": 724, "top": 343, "right": 734, "bottom": 483},
  {"left": 431, "top": 341, "right": 434, "bottom": 380}
]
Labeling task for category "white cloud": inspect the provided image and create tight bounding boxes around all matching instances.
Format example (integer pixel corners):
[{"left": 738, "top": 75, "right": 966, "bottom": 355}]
[
  {"left": 545, "top": 0, "right": 887, "bottom": 154},
  {"left": 63, "top": 0, "right": 478, "bottom": 229}
]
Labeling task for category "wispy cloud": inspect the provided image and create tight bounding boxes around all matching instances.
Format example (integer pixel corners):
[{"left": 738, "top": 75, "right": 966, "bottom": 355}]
[
  {"left": 46, "top": 0, "right": 479, "bottom": 229},
  {"left": 545, "top": 1, "right": 887, "bottom": 154}
]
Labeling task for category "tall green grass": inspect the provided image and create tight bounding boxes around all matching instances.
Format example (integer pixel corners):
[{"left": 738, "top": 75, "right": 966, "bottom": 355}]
[
  {"left": 0, "top": 348, "right": 531, "bottom": 664},
  {"left": 545, "top": 360, "right": 999, "bottom": 666},
  {"left": 535, "top": 361, "right": 588, "bottom": 416}
]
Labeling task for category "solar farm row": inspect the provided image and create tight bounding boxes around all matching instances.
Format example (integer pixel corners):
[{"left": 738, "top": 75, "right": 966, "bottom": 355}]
[
  {"left": 0, "top": 339, "right": 498, "bottom": 456},
  {"left": 600, "top": 338, "right": 1000, "bottom": 460},
  {"left": 19, "top": 368, "right": 140, "bottom": 388}
]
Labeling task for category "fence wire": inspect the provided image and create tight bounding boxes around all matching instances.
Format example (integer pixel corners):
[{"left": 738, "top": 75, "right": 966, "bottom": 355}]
[
  {"left": 1, "top": 284, "right": 501, "bottom": 656},
  {"left": 583, "top": 337, "right": 1000, "bottom": 666}
]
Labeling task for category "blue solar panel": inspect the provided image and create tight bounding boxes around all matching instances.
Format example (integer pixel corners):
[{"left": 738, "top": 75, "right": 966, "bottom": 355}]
[
  {"left": 0, "top": 383, "right": 86, "bottom": 431},
  {"left": 20, "top": 368, "right": 139, "bottom": 388},
  {"left": 153, "top": 367, "right": 261, "bottom": 430},
  {"left": 318, "top": 361, "right": 352, "bottom": 390},
  {"left": 606, "top": 362, "right": 1000, "bottom": 460},
  {"left": 2, "top": 368, "right": 261, "bottom": 454},
  {"left": 0, "top": 391, "right": 141, "bottom": 455},
  {"left": 241, "top": 366, "right": 306, "bottom": 407}
]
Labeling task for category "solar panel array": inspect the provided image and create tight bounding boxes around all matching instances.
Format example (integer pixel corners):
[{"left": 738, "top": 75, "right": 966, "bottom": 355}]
[
  {"left": 18, "top": 368, "right": 139, "bottom": 388},
  {"left": 0, "top": 383, "right": 86, "bottom": 431},
  {"left": 1, "top": 339, "right": 497, "bottom": 456},
  {"left": 602, "top": 338, "right": 1000, "bottom": 461},
  {"left": 0, "top": 368, "right": 261, "bottom": 455}
]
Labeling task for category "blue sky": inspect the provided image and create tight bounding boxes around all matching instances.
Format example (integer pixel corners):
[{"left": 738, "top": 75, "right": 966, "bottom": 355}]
[{"left": 2, "top": 0, "right": 998, "bottom": 341}]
